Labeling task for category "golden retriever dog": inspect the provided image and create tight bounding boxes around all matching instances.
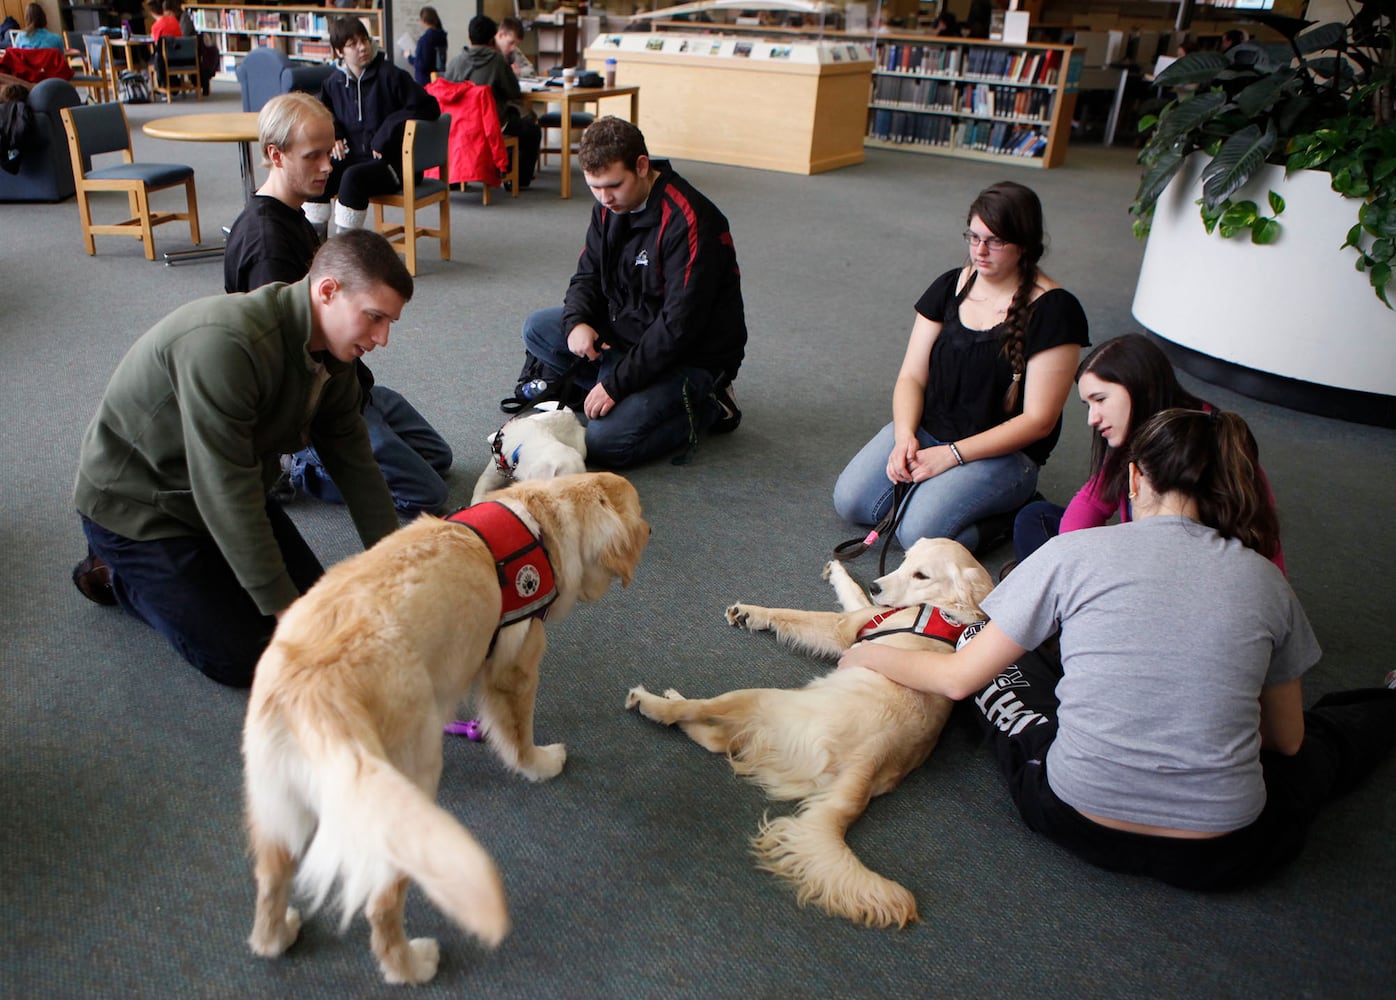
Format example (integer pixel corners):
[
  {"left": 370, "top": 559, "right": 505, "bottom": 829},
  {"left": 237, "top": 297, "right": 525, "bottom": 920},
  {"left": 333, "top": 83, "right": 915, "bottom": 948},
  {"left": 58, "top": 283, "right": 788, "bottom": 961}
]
[
  {"left": 242, "top": 472, "right": 648, "bottom": 985},
  {"left": 471, "top": 408, "right": 588, "bottom": 505},
  {"left": 625, "top": 538, "right": 991, "bottom": 929}
]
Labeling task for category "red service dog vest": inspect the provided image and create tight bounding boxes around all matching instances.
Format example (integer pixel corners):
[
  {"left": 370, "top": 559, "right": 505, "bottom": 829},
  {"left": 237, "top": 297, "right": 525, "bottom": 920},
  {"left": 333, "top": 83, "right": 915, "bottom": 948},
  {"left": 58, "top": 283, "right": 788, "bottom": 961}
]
[
  {"left": 856, "top": 604, "right": 972, "bottom": 646},
  {"left": 446, "top": 502, "right": 557, "bottom": 626}
]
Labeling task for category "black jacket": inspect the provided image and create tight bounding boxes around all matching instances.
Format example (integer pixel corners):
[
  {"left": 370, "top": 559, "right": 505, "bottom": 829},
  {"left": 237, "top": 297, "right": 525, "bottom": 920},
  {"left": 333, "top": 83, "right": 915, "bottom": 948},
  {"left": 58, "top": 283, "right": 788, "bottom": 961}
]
[
  {"left": 562, "top": 161, "right": 747, "bottom": 400},
  {"left": 319, "top": 51, "right": 439, "bottom": 164}
]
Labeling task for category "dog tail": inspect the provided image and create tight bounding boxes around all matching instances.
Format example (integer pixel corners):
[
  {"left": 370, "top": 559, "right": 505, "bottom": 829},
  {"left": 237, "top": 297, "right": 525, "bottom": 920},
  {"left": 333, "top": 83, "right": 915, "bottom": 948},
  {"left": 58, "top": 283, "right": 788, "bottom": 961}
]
[
  {"left": 294, "top": 718, "right": 510, "bottom": 948},
  {"left": 751, "top": 772, "right": 918, "bottom": 929}
]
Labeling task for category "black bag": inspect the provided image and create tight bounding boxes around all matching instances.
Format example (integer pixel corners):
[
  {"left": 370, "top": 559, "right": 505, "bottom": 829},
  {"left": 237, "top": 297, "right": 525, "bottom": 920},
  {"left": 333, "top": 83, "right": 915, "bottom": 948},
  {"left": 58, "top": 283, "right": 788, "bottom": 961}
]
[
  {"left": 500, "top": 353, "right": 584, "bottom": 414},
  {"left": 117, "top": 69, "right": 150, "bottom": 104}
]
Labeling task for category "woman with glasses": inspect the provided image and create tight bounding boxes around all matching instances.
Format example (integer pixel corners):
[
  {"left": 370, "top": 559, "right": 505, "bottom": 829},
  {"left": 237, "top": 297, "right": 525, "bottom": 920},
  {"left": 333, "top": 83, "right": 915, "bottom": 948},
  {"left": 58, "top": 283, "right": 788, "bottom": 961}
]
[{"left": 834, "top": 181, "right": 1089, "bottom": 552}]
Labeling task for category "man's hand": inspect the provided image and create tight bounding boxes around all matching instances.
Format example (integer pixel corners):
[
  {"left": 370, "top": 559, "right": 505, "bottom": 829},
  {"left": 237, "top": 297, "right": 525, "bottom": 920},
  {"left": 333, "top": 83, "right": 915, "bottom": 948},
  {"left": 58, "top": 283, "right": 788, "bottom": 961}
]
[
  {"left": 567, "top": 322, "right": 607, "bottom": 361},
  {"left": 584, "top": 382, "right": 616, "bottom": 420},
  {"left": 331, "top": 139, "right": 348, "bottom": 160}
]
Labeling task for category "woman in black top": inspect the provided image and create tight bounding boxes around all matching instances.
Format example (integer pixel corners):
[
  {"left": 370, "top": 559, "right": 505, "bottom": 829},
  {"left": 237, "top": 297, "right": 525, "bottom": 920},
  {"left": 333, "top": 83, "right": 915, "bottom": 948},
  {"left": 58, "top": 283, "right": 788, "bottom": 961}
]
[{"left": 833, "top": 181, "right": 1090, "bottom": 551}]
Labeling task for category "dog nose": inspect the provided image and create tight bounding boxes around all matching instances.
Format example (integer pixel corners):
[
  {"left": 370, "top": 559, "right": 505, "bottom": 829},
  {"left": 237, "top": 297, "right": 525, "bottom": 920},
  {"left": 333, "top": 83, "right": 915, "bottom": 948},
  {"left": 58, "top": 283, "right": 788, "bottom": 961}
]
[{"left": 869, "top": 581, "right": 881, "bottom": 596}]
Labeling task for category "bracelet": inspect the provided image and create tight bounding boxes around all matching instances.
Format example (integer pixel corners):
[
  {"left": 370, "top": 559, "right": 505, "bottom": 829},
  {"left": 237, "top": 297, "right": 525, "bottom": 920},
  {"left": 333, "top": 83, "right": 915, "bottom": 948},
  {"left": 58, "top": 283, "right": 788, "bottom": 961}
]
[{"left": 948, "top": 442, "right": 965, "bottom": 466}]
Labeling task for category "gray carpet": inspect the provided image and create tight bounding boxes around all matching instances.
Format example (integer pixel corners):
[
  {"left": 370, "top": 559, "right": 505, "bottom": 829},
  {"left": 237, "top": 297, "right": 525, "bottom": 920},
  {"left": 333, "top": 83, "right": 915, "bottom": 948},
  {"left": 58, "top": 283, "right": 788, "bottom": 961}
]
[{"left": 2, "top": 85, "right": 1394, "bottom": 998}]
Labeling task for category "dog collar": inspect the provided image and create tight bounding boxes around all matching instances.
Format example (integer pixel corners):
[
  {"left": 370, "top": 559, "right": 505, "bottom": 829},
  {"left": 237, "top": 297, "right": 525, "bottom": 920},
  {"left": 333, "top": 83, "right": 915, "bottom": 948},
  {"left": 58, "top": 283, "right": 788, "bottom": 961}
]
[
  {"left": 856, "top": 605, "right": 972, "bottom": 646},
  {"left": 490, "top": 422, "right": 522, "bottom": 480},
  {"left": 445, "top": 501, "right": 557, "bottom": 626}
]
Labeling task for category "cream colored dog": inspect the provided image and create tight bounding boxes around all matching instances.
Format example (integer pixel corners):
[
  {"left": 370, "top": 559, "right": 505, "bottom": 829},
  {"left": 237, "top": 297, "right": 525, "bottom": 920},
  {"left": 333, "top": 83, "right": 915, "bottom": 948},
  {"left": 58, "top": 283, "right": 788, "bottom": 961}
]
[
  {"left": 471, "top": 409, "right": 588, "bottom": 504},
  {"left": 626, "top": 538, "right": 991, "bottom": 929},
  {"left": 242, "top": 472, "right": 648, "bottom": 985}
]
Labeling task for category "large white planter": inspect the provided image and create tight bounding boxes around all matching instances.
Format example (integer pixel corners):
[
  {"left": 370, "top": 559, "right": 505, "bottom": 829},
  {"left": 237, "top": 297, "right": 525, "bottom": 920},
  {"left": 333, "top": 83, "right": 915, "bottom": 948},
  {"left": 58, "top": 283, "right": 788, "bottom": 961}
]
[{"left": 1132, "top": 153, "right": 1395, "bottom": 424}]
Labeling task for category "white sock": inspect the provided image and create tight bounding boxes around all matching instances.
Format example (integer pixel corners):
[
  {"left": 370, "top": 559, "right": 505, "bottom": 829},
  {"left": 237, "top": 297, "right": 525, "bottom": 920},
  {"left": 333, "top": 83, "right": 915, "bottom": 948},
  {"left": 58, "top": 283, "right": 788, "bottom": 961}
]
[
  {"left": 333, "top": 202, "right": 367, "bottom": 232},
  {"left": 302, "top": 201, "right": 330, "bottom": 224}
]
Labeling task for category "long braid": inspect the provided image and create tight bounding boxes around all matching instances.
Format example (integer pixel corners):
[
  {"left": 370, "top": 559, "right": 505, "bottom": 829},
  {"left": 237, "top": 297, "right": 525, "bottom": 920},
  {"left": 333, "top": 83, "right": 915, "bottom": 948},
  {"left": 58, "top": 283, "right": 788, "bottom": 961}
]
[{"left": 999, "top": 259, "right": 1036, "bottom": 412}]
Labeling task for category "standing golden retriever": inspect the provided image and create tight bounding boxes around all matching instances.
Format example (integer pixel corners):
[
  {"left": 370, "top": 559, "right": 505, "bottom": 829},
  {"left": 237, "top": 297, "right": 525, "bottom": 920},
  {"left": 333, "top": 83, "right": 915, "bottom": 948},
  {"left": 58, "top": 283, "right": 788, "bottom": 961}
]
[
  {"left": 625, "top": 538, "right": 991, "bottom": 929},
  {"left": 243, "top": 472, "right": 648, "bottom": 985}
]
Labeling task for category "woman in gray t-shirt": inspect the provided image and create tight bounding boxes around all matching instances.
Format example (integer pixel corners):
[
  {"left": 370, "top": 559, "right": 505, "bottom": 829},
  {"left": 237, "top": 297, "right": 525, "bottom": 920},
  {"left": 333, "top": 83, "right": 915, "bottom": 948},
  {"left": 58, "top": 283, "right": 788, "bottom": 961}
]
[{"left": 839, "top": 407, "right": 1396, "bottom": 889}]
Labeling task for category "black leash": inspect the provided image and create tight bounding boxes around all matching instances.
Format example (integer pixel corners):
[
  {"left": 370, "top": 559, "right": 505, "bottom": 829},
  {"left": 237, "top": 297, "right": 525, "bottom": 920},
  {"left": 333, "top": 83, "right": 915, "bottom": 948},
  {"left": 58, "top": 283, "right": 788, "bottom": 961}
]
[
  {"left": 833, "top": 481, "right": 920, "bottom": 577},
  {"left": 500, "top": 358, "right": 586, "bottom": 415}
]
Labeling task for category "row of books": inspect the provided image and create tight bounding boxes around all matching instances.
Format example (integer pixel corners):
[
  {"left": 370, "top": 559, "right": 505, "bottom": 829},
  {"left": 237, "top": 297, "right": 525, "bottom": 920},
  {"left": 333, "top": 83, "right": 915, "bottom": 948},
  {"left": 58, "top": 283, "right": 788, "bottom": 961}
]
[
  {"left": 193, "top": 9, "right": 285, "bottom": 32},
  {"left": 876, "top": 43, "right": 962, "bottom": 76},
  {"left": 873, "top": 43, "right": 1064, "bottom": 87},
  {"left": 867, "top": 109, "right": 1048, "bottom": 158},
  {"left": 870, "top": 77, "right": 1053, "bottom": 122}
]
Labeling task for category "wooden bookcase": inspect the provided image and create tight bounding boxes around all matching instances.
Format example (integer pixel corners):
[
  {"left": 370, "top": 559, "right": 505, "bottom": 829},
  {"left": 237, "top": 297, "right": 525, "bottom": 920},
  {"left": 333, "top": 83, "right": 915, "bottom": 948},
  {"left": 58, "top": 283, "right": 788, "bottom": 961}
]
[
  {"left": 185, "top": 4, "right": 383, "bottom": 76},
  {"left": 866, "top": 33, "right": 1083, "bottom": 168},
  {"left": 649, "top": 21, "right": 1084, "bottom": 169}
]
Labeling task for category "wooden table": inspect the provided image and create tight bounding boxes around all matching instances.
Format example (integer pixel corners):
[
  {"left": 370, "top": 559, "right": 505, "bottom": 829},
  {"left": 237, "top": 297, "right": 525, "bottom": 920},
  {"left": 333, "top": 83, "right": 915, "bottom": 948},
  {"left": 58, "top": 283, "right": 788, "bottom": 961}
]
[
  {"left": 521, "top": 84, "right": 640, "bottom": 199},
  {"left": 110, "top": 34, "right": 154, "bottom": 71},
  {"left": 143, "top": 111, "right": 260, "bottom": 261}
]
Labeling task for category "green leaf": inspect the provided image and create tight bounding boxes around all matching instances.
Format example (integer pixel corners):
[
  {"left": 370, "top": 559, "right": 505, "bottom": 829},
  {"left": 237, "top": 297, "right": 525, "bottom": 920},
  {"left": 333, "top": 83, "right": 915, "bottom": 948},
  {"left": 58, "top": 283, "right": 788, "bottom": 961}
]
[
  {"left": 1234, "top": 69, "right": 1298, "bottom": 118},
  {"left": 1218, "top": 221, "right": 1241, "bottom": 239},
  {"left": 1267, "top": 190, "right": 1285, "bottom": 215},
  {"left": 1372, "top": 238, "right": 1395, "bottom": 263},
  {"left": 1201, "top": 123, "right": 1278, "bottom": 209},
  {"left": 1370, "top": 262, "right": 1392, "bottom": 294},
  {"left": 1155, "top": 51, "right": 1229, "bottom": 88},
  {"left": 1221, "top": 201, "right": 1261, "bottom": 229},
  {"left": 1294, "top": 21, "right": 1346, "bottom": 54},
  {"left": 1251, "top": 218, "right": 1282, "bottom": 244},
  {"left": 1344, "top": 222, "right": 1364, "bottom": 248},
  {"left": 1132, "top": 149, "right": 1186, "bottom": 217},
  {"left": 1150, "top": 91, "right": 1228, "bottom": 149}
]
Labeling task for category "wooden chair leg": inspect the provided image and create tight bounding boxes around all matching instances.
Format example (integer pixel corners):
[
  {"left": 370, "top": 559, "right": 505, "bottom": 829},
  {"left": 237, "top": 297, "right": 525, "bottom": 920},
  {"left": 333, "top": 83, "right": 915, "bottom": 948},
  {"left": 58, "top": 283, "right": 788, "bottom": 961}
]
[
  {"left": 76, "top": 191, "right": 96, "bottom": 255},
  {"left": 135, "top": 185, "right": 155, "bottom": 260},
  {"left": 185, "top": 177, "right": 201, "bottom": 245},
  {"left": 403, "top": 203, "right": 418, "bottom": 276},
  {"left": 438, "top": 196, "right": 449, "bottom": 262}
]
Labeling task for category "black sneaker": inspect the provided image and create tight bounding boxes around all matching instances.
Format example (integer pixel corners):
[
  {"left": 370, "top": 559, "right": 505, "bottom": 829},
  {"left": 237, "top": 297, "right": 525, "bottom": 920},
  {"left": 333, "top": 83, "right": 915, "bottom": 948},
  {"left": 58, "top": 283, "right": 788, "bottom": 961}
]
[
  {"left": 72, "top": 552, "right": 117, "bottom": 606},
  {"left": 711, "top": 382, "right": 741, "bottom": 434}
]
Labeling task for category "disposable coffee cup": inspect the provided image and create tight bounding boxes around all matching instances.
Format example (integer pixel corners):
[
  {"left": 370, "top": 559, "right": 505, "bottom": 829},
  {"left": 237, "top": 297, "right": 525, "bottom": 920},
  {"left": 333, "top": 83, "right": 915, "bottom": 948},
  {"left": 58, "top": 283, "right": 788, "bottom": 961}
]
[
  {"left": 605, "top": 58, "right": 617, "bottom": 87},
  {"left": 562, "top": 67, "right": 576, "bottom": 89}
]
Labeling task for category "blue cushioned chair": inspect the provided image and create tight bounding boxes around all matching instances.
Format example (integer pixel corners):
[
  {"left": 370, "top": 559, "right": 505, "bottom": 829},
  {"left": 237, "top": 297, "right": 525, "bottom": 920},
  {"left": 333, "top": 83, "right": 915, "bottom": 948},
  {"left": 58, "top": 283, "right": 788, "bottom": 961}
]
[
  {"left": 154, "top": 35, "right": 201, "bottom": 103},
  {"left": 60, "top": 101, "right": 200, "bottom": 259},
  {"left": 537, "top": 109, "right": 593, "bottom": 167},
  {"left": 236, "top": 46, "right": 335, "bottom": 112},
  {"left": 0, "top": 78, "right": 83, "bottom": 203},
  {"left": 369, "top": 115, "right": 451, "bottom": 276}
]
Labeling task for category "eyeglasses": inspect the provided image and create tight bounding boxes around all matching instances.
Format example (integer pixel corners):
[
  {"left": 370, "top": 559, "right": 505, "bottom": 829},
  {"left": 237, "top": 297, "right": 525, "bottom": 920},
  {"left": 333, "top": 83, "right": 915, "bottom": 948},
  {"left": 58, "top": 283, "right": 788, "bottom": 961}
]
[{"left": 963, "top": 231, "right": 1010, "bottom": 252}]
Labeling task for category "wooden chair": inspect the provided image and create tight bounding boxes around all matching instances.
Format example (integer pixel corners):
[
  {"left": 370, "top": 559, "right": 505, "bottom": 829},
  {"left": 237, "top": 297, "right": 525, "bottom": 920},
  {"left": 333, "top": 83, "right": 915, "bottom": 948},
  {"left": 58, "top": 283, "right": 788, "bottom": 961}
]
[
  {"left": 72, "top": 34, "right": 117, "bottom": 105},
  {"left": 369, "top": 115, "right": 451, "bottom": 276},
  {"left": 154, "top": 36, "right": 201, "bottom": 103},
  {"left": 538, "top": 110, "right": 593, "bottom": 167},
  {"left": 60, "top": 102, "right": 201, "bottom": 260}
]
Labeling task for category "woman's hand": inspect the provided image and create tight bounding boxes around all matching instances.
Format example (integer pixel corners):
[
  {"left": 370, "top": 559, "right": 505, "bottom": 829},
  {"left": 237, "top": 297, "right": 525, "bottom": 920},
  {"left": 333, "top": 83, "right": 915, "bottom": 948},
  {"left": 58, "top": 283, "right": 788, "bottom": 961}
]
[
  {"left": 907, "top": 444, "right": 960, "bottom": 482},
  {"left": 885, "top": 436, "right": 920, "bottom": 482},
  {"left": 331, "top": 139, "right": 348, "bottom": 161}
]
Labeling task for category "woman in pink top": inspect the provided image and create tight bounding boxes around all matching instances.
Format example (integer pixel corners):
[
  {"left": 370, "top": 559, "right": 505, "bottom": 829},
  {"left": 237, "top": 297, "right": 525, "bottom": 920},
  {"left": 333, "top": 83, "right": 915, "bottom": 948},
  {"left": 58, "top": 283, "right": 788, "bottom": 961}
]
[{"left": 1011, "top": 333, "right": 1285, "bottom": 571}]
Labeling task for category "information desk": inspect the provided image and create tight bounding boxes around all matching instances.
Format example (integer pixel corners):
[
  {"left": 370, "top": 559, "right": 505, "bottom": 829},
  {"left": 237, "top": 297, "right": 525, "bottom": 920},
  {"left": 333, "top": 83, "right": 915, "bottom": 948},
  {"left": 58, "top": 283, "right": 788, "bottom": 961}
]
[{"left": 586, "top": 34, "right": 873, "bottom": 176}]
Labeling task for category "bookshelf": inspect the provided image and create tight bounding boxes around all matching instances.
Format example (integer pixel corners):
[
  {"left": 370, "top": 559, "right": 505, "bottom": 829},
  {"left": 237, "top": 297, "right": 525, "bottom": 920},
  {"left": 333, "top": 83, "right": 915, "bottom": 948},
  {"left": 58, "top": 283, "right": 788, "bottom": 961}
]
[
  {"left": 866, "top": 34, "right": 1083, "bottom": 168},
  {"left": 185, "top": 4, "right": 383, "bottom": 76},
  {"left": 648, "top": 21, "right": 1083, "bottom": 169}
]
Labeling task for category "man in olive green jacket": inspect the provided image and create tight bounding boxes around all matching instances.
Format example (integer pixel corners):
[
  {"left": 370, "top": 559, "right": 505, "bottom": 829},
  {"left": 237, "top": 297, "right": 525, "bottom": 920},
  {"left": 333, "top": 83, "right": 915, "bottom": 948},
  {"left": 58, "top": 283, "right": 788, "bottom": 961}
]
[{"left": 72, "top": 230, "right": 413, "bottom": 686}]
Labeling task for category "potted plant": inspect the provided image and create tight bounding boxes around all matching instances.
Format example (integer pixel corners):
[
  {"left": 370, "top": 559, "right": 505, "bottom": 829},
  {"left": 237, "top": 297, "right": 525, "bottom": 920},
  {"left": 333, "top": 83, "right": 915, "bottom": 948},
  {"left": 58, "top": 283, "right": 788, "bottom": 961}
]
[
  {"left": 1131, "top": 2, "right": 1395, "bottom": 306},
  {"left": 1127, "top": 1, "right": 1395, "bottom": 427}
]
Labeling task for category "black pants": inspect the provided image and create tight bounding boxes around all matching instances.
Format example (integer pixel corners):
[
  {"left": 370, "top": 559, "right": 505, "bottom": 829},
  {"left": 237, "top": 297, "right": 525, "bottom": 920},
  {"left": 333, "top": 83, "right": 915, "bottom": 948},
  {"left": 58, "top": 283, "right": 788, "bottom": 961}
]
[
  {"left": 314, "top": 154, "right": 401, "bottom": 212},
  {"left": 504, "top": 115, "right": 541, "bottom": 187},
  {"left": 971, "top": 643, "right": 1396, "bottom": 889}
]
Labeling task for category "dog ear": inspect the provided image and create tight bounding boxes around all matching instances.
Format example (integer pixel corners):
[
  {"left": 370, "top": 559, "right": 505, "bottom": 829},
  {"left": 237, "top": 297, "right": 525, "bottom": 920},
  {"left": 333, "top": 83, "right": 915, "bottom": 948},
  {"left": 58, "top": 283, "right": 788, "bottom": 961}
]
[{"left": 594, "top": 473, "right": 646, "bottom": 587}]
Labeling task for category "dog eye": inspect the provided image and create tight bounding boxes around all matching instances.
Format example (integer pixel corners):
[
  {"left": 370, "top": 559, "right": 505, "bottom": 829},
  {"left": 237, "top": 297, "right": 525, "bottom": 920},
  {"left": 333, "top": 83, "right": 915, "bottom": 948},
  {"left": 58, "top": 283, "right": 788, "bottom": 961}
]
[{"left": 912, "top": 572, "right": 927, "bottom": 580}]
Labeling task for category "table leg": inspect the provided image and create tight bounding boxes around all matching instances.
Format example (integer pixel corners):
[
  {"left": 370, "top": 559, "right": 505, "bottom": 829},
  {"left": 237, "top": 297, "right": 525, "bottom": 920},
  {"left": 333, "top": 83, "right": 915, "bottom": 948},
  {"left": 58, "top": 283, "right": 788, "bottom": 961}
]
[{"left": 237, "top": 139, "right": 255, "bottom": 204}]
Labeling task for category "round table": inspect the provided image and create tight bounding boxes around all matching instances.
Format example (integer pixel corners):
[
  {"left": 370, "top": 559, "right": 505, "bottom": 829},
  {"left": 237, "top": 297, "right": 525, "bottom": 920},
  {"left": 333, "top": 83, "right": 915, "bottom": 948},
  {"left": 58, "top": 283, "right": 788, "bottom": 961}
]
[{"left": 143, "top": 111, "right": 261, "bottom": 203}]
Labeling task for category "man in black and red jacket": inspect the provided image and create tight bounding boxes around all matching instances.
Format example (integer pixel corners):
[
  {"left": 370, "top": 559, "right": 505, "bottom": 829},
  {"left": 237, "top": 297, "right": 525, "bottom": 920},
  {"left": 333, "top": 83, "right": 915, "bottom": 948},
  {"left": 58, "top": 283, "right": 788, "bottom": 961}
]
[{"left": 520, "top": 116, "right": 747, "bottom": 468}]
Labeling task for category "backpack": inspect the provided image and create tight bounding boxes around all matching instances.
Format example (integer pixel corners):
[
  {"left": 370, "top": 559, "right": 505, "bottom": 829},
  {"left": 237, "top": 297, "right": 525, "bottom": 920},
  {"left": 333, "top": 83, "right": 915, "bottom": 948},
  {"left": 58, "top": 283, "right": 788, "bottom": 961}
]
[{"left": 117, "top": 69, "right": 150, "bottom": 104}]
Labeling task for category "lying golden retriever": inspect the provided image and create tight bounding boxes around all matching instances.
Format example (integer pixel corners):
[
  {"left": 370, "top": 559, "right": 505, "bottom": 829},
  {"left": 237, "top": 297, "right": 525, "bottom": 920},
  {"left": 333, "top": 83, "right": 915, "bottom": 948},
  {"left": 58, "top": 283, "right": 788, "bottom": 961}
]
[
  {"left": 626, "top": 537, "right": 991, "bottom": 929},
  {"left": 242, "top": 472, "right": 648, "bottom": 985}
]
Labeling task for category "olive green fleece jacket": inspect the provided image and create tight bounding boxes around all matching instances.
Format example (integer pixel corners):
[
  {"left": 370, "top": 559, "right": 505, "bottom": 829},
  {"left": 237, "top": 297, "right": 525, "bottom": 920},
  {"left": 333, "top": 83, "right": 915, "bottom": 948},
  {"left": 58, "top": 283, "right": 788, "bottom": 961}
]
[{"left": 74, "top": 278, "right": 400, "bottom": 615}]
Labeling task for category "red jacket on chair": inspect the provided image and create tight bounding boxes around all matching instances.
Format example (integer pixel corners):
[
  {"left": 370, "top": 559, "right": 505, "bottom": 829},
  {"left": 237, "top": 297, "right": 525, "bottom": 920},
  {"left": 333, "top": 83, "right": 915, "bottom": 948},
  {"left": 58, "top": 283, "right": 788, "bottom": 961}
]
[
  {"left": 424, "top": 78, "right": 509, "bottom": 188},
  {"left": 0, "top": 47, "right": 74, "bottom": 84}
]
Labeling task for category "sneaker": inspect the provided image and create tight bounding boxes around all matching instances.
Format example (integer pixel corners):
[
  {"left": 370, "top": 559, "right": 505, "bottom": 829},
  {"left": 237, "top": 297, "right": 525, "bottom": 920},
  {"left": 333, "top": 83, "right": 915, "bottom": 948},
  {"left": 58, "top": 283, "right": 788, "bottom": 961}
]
[
  {"left": 711, "top": 382, "right": 742, "bottom": 434},
  {"left": 72, "top": 552, "right": 117, "bottom": 606}
]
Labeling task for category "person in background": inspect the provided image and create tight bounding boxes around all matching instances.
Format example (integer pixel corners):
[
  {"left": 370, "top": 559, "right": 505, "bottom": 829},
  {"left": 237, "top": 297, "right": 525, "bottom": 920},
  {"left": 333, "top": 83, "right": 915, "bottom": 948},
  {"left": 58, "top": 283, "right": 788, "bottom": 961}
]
[
  {"left": 1010, "top": 333, "right": 1284, "bottom": 572},
  {"left": 442, "top": 14, "right": 541, "bottom": 189},
  {"left": 833, "top": 181, "right": 1089, "bottom": 554},
  {"left": 497, "top": 16, "right": 537, "bottom": 79},
  {"left": 404, "top": 5, "right": 447, "bottom": 88},
  {"left": 12, "top": 4, "right": 63, "bottom": 50},
  {"left": 932, "top": 10, "right": 959, "bottom": 37},
  {"left": 71, "top": 231, "right": 411, "bottom": 687},
  {"left": 224, "top": 92, "right": 452, "bottom": 516},
  {"left": 308, "top": 16, "right": 439, "bottom": 235},
  {"left": 518, "top": 116, "right": 746, "bottom": 467},
  {"left": 841, "top": 406, "right": 1396, "bottom": 890}
]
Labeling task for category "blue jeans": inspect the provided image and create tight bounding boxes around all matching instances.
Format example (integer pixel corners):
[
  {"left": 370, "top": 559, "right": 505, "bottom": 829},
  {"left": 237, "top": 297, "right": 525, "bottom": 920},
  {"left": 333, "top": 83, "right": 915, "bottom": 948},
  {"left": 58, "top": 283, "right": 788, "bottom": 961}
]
[
  {"left": 292, "top": 386, "right": 453, "bottom": 514},
  {"left": 1013, "top": 500, "right": 1066, "bottom": 563},
  {"left": 81, "top": 506, "right": 324, "bottom": 688},
  {"left": 832, "top": 421, "right": 1039, "bottom": 551},
  {"left": 521, "top": 306, "right": 717, "bottom": 468}
]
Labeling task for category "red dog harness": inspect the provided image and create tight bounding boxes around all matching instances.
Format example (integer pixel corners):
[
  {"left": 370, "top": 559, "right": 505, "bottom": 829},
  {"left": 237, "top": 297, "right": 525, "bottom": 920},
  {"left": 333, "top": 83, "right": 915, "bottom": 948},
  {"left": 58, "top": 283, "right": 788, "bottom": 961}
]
[
  {"left": 445, "top": 502, "right": 557, "bottom": 626},
  {"left": 856, "top": 605, "right": 973, "bottom": 646}
]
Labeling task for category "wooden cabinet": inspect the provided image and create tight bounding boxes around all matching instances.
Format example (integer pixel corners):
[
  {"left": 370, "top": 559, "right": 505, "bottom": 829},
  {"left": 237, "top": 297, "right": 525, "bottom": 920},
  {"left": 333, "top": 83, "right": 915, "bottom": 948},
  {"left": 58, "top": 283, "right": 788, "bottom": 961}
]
[{"left": 185, "top": 4, "right": 383, "bottom": 76}]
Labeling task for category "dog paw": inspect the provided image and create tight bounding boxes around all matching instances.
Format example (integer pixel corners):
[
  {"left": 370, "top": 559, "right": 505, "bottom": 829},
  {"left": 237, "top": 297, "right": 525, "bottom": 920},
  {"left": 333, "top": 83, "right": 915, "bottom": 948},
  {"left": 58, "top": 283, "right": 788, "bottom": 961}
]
[
  {"left": 821, "top": 561, "right": 835, "bottom": 581},
  {"left": 520, "top": 742, "right": 567, "bottom": 781},
  {"left": 726, "top": 604, "right": 750, "bottom": 628},
  {"left": 382, "top": 937, "right": 440, "bottom": 985},
  {"left": 625, "top": 685, "right": 648, "bottom": 710},
  {"left": 662, "top": 688, "right": 684, "bottom": 700},
  {"left": 248, "top": 906, "right": 301, "bottom": 958}
]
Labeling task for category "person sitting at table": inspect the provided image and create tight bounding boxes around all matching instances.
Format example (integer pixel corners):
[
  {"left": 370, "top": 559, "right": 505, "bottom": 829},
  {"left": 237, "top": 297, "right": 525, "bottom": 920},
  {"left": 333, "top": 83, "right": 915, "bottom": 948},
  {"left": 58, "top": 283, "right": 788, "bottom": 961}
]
[
  {"left": 225, "top": 92, "right": 452, "bottom": 516},
  {"left": 306, "top": 16, "right": 439, "bottom": 235},
  {"left": 11, "top": 4, "right": 63, "bottom": 50},
  {"left": 149, "top": 0, "right": 192, "bottom": 90},
  {"left": 497, "top": 17, "right": 537, "bottom": 79},
  {"left": 404, "top": 5, "right": 447, "bottom": 88},
  {"left": 442, "top": 15, "right": 541, "bottom": 190}
]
